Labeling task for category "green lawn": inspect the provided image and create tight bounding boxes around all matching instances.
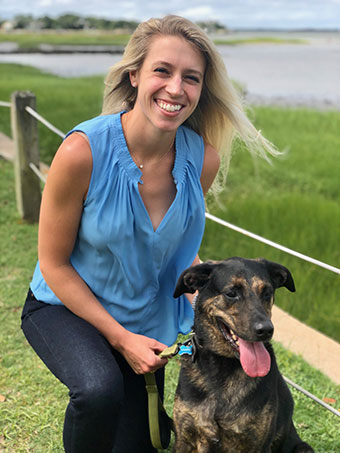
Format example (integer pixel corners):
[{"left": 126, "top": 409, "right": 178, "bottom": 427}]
[{"left": 0, "top": 63, "right": 339, "bottom": 451}]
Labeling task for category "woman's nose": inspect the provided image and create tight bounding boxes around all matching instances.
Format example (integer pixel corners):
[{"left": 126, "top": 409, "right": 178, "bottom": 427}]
[{"left": 166, "top": 76, "right": 184, "bottom": 96}]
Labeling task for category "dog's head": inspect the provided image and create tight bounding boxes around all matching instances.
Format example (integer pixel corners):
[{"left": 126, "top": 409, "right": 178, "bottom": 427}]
[{"left": 174, "top": 257, "right": 295, "bottom": 377}]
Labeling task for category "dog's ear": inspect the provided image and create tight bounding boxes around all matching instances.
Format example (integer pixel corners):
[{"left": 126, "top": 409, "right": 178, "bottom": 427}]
[
  {"left": 174, "top": 262, "right": 216, "bottom": 297},
  {"left": 262, "top": 259, "right": 296, "bottom": 292}
]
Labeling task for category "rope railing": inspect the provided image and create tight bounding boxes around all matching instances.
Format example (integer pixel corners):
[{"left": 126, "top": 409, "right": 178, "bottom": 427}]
[
  {"left": 29, "top": 162, "right": 47, "bottom": 184},
  {"left": 25, "top": 105, "right": 65, "bottom": 138},
  {"left": 205, "top": 213, "right": 340, "bottom": 275},
  {"left": 0, "top": 100, "right": 11, "bottom": 107},
  {"left": 284, "top": 376, "right": 340, "bottom": 418},
  {"left": 2, "top": 97, "right": 339, "bottom": 417}
]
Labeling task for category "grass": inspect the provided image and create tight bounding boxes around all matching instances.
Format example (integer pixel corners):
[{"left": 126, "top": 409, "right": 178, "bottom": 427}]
[
  {"left": 214, "top": 37, "right": 307, "bottom": 45},
  {"left": 0, "top": 30, "right": 306, "bottom": 51},
  {"left": 0, "top": 64, "right": 104, "bottom": 164},
  {"left": 0, "top": 30, "right": 130, "bottom": 49},
  {"left": 0, "top": 63, "right": 340, "bottom": 450}
]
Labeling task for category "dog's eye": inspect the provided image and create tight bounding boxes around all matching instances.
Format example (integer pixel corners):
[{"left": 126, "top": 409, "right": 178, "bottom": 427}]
[
  {"left": 262, "top": 289, "right": 273, "bottom": 301},
  {"left": 225, "top": 290, "right": 239, "bottom": 301}
]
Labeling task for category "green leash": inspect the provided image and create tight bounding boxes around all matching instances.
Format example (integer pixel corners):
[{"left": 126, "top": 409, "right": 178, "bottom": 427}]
[
  {"left": 144, "top": 372, "right": 173, "bottom": 450},
  {"left": 144, "top": 344, "right": 179, "bottom": 450},
  {"left": 144, "top": 338, "right": 197, "bottom": 450}
]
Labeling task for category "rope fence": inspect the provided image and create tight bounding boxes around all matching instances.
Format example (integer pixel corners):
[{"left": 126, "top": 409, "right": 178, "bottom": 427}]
[
  {"left": 25, "top": 105, "right": 65, "bottom": 139},
  {"left": 1, "top": 92, "right": 339, "bottom": 418},
  {"left": 284, "top": 376, "right": 340, "bottom": 418},
  {"left": 29, "top": 162, "right": 47, "bottom": 184},
  {"left": 205, "top": 213, "right": 340, "bottom": 275}
]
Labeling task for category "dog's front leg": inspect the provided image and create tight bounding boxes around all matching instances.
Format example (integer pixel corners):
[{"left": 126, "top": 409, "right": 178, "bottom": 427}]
[
  {"left": 173, "top": 437, "right": 218, "bottom": 453},
  {"left": 173, "top": 430, "right": 197, "bottom": 453}
]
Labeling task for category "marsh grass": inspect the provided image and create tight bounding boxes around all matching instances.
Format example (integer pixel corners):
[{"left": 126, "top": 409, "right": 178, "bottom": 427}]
[
  {"left": 214, "top": 37, "right": 307, "bottom": 45},
  {"left": 0, "top": 31, "right": 305, "bottom": 51},
  {"left": 0, "top": 31, "right": 130, "bottom": 49},
  {"left": 0, "top": 64, "right": 104, "bottom": 164}
]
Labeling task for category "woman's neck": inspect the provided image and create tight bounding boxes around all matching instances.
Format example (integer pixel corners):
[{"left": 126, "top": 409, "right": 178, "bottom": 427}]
[{"left": 121, "top": 110, "right": 176, "bottom": 160}]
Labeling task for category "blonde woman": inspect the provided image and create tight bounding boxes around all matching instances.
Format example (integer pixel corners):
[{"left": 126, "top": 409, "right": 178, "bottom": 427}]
[{"left": 21, "top": 15, "right": 277, "bottom": 453}]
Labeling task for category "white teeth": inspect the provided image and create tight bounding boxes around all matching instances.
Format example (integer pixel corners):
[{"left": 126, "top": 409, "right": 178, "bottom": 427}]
[
  {"left": 229, "top": 329, "right": 238, "bottom": 342},
  {"left": 158, "top": 101, "right": 182, "bottom": 112}
]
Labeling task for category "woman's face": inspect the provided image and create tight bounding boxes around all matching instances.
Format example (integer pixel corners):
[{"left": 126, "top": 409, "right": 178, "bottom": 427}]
[{"left": 130, "top": 34, "right": 205, "bottom": 133}]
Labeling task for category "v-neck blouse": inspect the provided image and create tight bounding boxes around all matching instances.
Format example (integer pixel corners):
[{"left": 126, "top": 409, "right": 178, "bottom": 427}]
[{"left": 30, "top": 112, "right": 206, "bottom": 346}]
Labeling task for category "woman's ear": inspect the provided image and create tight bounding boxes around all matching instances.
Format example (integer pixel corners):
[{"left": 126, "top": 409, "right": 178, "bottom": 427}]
[{"left": 129, "top": 70, "right": 138, "bottom": 88}]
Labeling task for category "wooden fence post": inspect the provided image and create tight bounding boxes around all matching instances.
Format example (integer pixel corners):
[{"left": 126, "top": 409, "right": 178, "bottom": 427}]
[{"left": 11, "top": 91, "right": 41, "bottom": 223}]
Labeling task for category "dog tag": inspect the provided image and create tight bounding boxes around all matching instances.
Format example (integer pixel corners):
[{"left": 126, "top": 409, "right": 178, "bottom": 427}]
[{"left": 178, "top": 345, "right": 193, "bottom": 356}]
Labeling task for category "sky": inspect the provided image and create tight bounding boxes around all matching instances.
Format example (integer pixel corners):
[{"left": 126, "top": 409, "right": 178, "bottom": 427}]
[{"left": 1, "top": 0, "right": 340, "bottom": 30}]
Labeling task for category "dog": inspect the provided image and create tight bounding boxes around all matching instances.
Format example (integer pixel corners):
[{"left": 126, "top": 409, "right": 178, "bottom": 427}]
[{"left": 172, "top": 257, "right": 314, "bottom": 453}]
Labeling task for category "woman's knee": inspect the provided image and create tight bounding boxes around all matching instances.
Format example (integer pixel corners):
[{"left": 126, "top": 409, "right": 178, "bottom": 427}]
[{"left": 70, "top": 372, "right": 124, "bottom": 416}]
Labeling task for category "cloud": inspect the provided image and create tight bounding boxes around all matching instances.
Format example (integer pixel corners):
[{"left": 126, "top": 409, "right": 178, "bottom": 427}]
[{"left": 177, "top": 5, "right": 216, "bottom": 21}]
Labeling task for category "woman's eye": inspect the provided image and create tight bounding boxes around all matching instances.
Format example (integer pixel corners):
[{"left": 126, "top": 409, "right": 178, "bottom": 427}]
[
  {"left": 154, "top": 67, "right": 168, "bottom": 74},
  {"left": 186, "top": 75, "right": 200, "bottom": 83}
]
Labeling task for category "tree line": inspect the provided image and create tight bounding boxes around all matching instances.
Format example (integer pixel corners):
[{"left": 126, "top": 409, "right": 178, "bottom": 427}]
[
  {"left": 1, "top": 14, "right": 139, "bottom": 31},
  {"left": 1, "top": 14, "right": 227, "bottom": 33}
]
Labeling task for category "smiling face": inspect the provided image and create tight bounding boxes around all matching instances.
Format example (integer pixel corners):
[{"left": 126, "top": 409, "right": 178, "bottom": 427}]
[{"left": 129, "top": 34, "right": 206, "bottom": 134}]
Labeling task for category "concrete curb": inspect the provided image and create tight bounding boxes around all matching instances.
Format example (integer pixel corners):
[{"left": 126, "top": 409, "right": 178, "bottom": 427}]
[{"left": 273, "top": 306, "right": 340, "bottom": 385}]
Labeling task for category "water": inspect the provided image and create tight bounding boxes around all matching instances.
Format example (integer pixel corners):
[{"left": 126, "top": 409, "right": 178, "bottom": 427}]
[{"left": 1, "top": 33, "right": 340, "bottom": 109}]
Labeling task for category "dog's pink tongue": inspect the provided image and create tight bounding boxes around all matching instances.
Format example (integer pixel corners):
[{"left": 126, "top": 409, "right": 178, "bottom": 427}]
[{"left": 238, "top": 338, "right": 271, "bottom": 377}]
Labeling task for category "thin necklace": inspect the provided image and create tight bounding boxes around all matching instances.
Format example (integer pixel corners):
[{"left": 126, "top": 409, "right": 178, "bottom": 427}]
[{"left": 132, "top": 140, "right": 175, "bottom": 170}]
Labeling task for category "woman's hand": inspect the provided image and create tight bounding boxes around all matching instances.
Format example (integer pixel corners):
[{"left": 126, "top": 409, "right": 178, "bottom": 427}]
[{"left": 117, "top": 330, "right": 168, "bottom": 375}]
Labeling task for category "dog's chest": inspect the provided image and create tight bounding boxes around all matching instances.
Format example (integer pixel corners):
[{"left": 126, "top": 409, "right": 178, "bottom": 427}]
[{"left": 179, "top": 363, "right": 275, "bottom": 450}]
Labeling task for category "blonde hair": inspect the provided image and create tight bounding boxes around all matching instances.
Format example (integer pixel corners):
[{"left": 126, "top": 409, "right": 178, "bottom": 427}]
[{"left": 103, "top": 15, "right": 279, "bottom": 194}]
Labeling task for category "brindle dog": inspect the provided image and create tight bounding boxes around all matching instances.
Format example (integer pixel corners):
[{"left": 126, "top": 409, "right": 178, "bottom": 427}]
[{"left": 172, "top": 257, "right": 314, "bottom": 453}]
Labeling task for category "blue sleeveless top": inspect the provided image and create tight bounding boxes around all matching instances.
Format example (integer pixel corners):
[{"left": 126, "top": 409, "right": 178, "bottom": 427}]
[{"left": 30, "top": 112, "right": 206, "bottom": 345}]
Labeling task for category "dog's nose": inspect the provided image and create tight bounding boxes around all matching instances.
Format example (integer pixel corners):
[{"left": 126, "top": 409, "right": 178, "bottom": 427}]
[{"left": 254, "top": 320, "right": 274, "bottom": 340}]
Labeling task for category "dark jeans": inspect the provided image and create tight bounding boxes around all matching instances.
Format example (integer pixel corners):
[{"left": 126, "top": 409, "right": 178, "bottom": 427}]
[{"left": 21, "top": 289, "right": 165, "bottom": 453}]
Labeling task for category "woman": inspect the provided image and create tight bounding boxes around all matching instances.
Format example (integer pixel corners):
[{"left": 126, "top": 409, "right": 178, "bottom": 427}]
[{"left": 21, "top": 15, "right": 277, "bottom": 453}]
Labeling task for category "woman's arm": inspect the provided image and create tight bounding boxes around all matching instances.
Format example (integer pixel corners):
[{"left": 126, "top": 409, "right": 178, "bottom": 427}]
[
  {"left": 200, "top": 143, "right": 220, "bottom": 196},
  {"left": 38, "top": 133, "right": 168, "bottom": 374}
]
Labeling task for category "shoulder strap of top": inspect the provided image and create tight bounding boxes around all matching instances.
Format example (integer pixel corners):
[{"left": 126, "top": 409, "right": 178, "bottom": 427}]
[
  {"left": 179, "top": 125, "right": 205, "bottom": 177},
  {"left": 64, "top": 114, "right": 116, "bottom": 141}
]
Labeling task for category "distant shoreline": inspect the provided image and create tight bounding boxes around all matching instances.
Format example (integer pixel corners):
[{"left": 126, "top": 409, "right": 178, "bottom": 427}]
[
  {"left": 0, "top": 43, "right": 125, "bottom": 54},
  {"left": 1, "top": 29, "right": 339, "bottom": 54}
]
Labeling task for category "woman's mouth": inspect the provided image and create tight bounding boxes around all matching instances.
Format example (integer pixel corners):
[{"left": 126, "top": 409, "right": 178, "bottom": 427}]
[{"left": 156, "top": 99, "right": 183, "bottom": 113}]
